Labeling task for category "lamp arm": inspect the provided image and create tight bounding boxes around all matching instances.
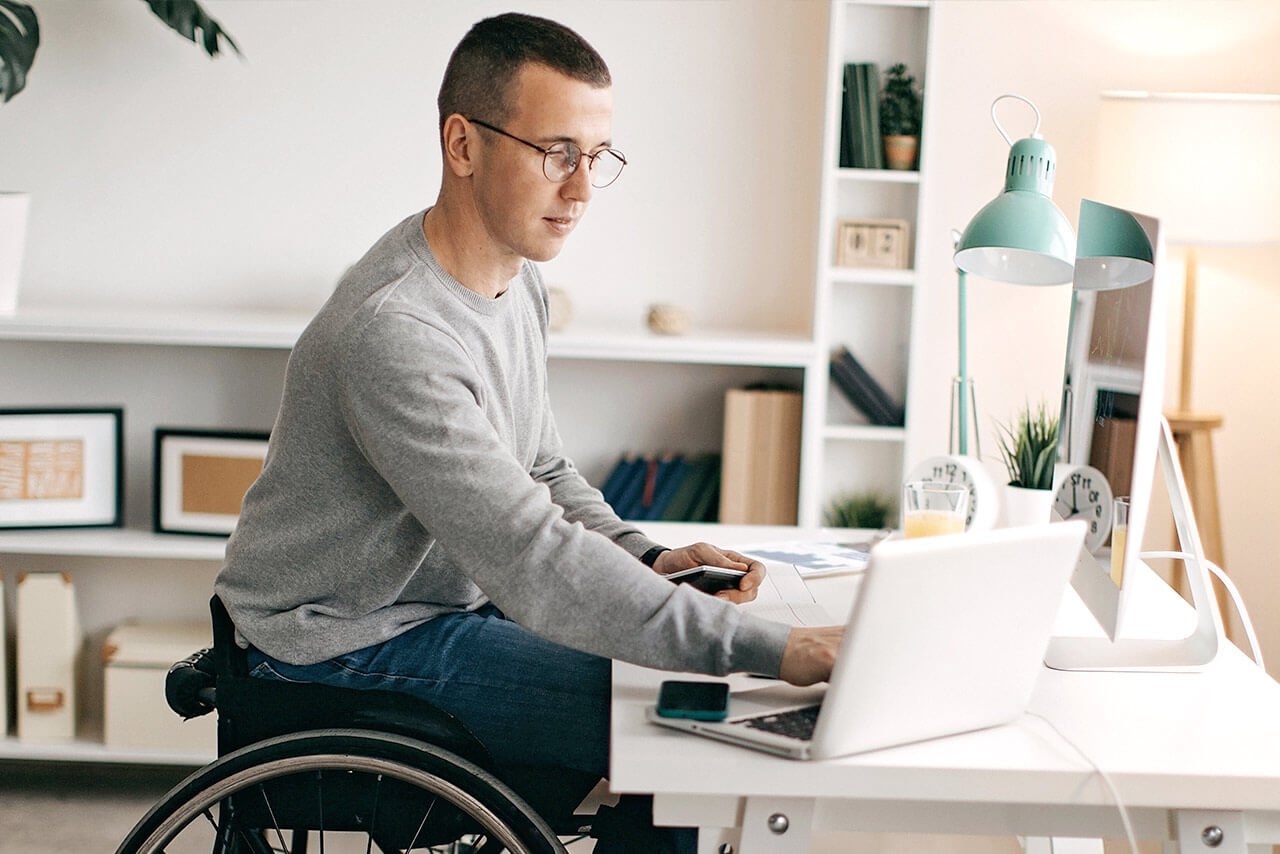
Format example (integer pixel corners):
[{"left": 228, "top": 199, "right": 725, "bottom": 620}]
[{"left": 957, "top": 268, "right": 969, "bottom": 456}]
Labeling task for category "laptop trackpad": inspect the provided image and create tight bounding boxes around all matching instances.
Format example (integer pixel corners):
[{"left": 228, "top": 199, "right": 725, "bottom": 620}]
[{"left": 728, "top": 683, "right": 826, "bottom": 720}]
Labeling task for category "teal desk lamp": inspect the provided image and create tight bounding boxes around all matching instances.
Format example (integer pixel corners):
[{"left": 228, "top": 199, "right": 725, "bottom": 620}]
[{"left": 951, "top": 94, "right": 1076, "bottom": 455}]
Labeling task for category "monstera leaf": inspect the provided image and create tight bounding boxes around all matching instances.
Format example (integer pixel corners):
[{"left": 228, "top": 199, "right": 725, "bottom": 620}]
[
  {"left": 0, "top": 0, "right": 238, "bottom": 104},
  {"left": 143, "top": 0, "right": 239, "bottom": 58},
  {"left": 0, "top": 1, "right": 38, "bottom": 103}
]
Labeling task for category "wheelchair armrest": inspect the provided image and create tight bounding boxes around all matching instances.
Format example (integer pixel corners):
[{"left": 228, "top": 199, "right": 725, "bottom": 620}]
[{"left": 166, "top": 647, "right": 217, "bottom": 719}]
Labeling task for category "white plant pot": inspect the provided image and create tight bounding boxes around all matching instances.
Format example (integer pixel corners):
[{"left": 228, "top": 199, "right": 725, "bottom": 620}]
[
  {"left": 1003, "top": 485, "right": 1053, "bottom": 528},
  {"left": 0, "top": 192, "right": 30, "bottom": 315}
]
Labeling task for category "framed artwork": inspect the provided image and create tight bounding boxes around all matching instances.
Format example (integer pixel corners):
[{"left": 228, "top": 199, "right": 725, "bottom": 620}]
[
  {"left": 0, "top": 408, "right": 123, "bottom": 529},
  {"left": 153, "top": 428, "right": 269, "bottom": 536},
  {"left": 835, "top": 218, "right": 911, "bottom": 269}
]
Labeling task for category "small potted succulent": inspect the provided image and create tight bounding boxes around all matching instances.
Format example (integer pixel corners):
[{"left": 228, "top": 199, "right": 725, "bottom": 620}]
[
  {"left": 995, "top": 402, "right": 1059, "bottom": 527},
  {"left": 879, "top": 63, "right": 923, "bottom": 171},
  {"left": 824, "top": 490, "right": 892, "bottom": 530}
]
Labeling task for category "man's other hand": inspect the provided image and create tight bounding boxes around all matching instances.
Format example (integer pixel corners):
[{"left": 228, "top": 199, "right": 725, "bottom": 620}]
[
  {"left": 652, "top": 543, "right": 764, "bottom": 604},
  {"left": 779, "top": 626, "right": 844, "bottom": 686}
]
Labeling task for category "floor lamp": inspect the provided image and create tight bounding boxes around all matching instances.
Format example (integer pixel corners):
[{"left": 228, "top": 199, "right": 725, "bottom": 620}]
[{"left": 1095, "top": 91, "right": 1280, "bottom": 625}]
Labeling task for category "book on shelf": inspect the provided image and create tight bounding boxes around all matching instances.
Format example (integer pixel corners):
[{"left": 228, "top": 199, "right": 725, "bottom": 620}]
[
  {"left": 829, "top": 346, "right": 904, "bottom": 427},
  {"left": 719, "top": 387, "right": 802, "bottom": 525},
  {"left": 839, "top": 62, "right": 884, "bottom": 170},
  {"left": 659, "top": 454, "right": 720, "bottom": 522},
  {"left": 598, "top": 452, "right": 720, "bottom": 522}
]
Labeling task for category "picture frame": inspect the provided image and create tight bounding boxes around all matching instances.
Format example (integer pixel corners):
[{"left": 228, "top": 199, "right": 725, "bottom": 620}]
[
  {"left": 835, "top": 218, "right": 911, "bottom": 269},
  {"left": 0, "top": 407, "right": 123, "bottom": 530},
  {"left": 153, "top": 428, "right": 269, "bottom": 537}
]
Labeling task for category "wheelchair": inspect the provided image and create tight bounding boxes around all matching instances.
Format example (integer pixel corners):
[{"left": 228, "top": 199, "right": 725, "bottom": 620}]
[{"left": 115, "top": 596, "right": 607, "bottom": 854}]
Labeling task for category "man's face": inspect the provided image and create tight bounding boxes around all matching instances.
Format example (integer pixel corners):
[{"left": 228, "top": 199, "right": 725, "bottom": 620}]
[{"left": 470, "top": 63, "right": 614, "bottom": 264}]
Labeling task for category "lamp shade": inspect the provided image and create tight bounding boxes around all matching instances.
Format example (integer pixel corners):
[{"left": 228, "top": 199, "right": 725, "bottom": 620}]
[
  {"left": 955, "top": 136, "right": 1076, "bottom": 285},
  {"left": 1074, "top": 199, "right": 1154, "bottom": 290},
  {"left": 1095, "top": 92, "right": 1280, "bottom": 246}
]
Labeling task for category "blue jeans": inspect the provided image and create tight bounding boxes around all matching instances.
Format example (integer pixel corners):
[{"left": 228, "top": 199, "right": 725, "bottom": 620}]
[{"left": 247, "top": 604, "right": 694, "bottom": 852}]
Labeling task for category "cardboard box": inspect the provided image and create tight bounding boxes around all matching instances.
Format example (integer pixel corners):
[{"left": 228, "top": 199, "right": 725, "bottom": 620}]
[
  {"left": 719, "top": 388, "right": 803, "bottom": 525},
  {"left": 17, "top": 572, "right": 80, "bottom": 743},
  {"left": 103, "top": 621, "right": 216, "bottom": 754}
]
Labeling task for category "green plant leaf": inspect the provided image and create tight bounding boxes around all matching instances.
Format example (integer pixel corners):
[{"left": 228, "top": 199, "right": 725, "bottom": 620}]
[
  {"left": 0, "top": 0, "right": 38, "bottom": 103},
  {"left": 995, "top": 401, "right": 1060, "bottom": 489},
  {"left": 143, "top": 0, "right": 240, "bottom": 58}
]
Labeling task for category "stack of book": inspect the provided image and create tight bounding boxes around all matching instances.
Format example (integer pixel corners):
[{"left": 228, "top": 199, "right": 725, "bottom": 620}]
[
  {"left": 839, "top": 62, "right": 883, "bottom": 169},
  {"left": 829, "top": 346, "right": 904, "bottom": 427},
  {"left": 719, "top": 387, "right": 803, "bottom": 525},
  {"left": 598, "top": 452, "right": 722, "bottom": 522}
]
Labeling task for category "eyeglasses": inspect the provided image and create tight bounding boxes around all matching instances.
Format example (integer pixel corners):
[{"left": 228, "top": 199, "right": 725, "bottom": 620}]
[{"left": 467, "top": 118, "right": 627, "bottom": 189}]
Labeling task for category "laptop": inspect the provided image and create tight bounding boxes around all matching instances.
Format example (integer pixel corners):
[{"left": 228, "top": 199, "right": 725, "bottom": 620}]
[{"left": 646, "top": 521, "right": 1086, "bottom": 760}]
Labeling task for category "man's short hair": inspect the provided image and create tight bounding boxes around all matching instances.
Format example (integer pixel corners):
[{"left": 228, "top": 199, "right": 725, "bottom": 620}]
[{"left": 438, "top": 12, "right": 611, "bottom": 136}]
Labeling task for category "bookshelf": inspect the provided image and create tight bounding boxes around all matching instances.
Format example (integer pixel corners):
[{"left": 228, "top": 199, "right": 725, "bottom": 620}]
[
  {"left": 800, "top": 0, "right": 934, "bottom": 527},
  {"left": 0, "top": 305, "right": 809, "bottom": 765}
]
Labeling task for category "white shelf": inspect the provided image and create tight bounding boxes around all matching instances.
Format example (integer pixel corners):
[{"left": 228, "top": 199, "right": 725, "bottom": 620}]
[
  {"left": 823, "top": 424, "right": 908, "bottom": 442},
  {"left": 548, "top": 328, "right": 816, "bottom": 367},
  {"left": 0, "top": 527, "right": 225, "bottom": 561},
  {"left": 0, "top": 735, "right": 212, "bottom": 767},
  {"left": 826, "top": 267, "right": 916, "bottom": 287},
  {"left": 0, "top": 304, "right": 312, "bottom": 349},
  {"left": 834, "top": 167, "right": 921, "bottom": 184},
  {"left": 0, "top": 306, "right": 815, "bottom": 368}
]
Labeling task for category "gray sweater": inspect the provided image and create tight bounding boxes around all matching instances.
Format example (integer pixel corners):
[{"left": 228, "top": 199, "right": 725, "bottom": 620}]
[{"left": 215, "top": 210, "right": 790, "bottom": 677}]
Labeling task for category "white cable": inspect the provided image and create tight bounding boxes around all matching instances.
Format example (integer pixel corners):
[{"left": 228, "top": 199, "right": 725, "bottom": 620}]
[
  {"left": 1024, "top": 711, "right": 1139, "bottom": 854},
  {"left": 1140, "top": 550, "right": 1265, "bottom": 669}
]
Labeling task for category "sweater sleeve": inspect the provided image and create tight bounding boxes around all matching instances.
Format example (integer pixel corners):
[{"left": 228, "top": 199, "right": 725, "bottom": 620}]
[
  {"left": 337, "top": 310, "right": 789, "bottom": 677},
  {"left": 529, "top": 392, "right": 663, "bottom": 560}
]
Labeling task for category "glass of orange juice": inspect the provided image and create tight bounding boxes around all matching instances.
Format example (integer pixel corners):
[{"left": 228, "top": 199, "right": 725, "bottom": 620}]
[
  {"left": 1110, "top": 496, "right": 1130, "bottom": 587},
  {"left": 901, "top": 481, "right": 969, "bottom": 538}
]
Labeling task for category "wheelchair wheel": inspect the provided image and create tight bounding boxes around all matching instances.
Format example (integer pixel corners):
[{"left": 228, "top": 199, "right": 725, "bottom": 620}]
[{"left": 116, "top": 728, "right": 566, "bottom": 854}]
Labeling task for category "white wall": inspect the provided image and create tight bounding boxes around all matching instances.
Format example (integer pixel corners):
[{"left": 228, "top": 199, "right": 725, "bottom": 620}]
[
  {"left": 5, "top": 0, "right": 1278, "bottom": 683},
  {"left": 916, "top": 1, "right": 1280, "bottom": 679},
  {"left": 0, "top": 0, "right": 825, "bottom": 335}
]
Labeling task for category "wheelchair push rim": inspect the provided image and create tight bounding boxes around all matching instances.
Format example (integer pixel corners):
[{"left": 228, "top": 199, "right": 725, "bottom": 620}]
[{"left": 116, "top": 729, "right": 565, "bottom": 854}]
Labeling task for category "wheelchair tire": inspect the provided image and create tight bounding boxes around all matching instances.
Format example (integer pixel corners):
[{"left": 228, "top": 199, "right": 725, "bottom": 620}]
[{"left": 115, "top": 728, "right": 566, "bottom": 854}]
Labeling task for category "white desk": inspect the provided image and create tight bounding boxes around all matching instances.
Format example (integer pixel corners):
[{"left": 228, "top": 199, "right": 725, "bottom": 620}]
[{"left": 611, "top": 523, "right": 1280, "bottom": 853}]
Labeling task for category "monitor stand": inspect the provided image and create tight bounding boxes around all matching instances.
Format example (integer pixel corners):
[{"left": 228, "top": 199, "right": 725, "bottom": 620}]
[{"left": 1044, "top": 418, "right": 1225, "bottom": 672}]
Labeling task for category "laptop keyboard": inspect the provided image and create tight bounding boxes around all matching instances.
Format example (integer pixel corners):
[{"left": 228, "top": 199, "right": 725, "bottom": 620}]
[{"left": 738, "top": 705, "right": 821, "bottom": 741}]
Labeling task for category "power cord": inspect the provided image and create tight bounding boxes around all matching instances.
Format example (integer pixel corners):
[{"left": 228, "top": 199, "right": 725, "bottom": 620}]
[
  {"left": 1023, "top": 711, "right": 1139, "bottom": 854},
  {"left": 1140, "top": 550, "right": 1265, "bottom": 669}
]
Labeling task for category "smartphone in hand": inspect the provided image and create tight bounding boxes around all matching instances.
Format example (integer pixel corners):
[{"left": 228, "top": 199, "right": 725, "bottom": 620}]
[{"left": 665, "top": 565, "right": 748, "bottom": 594}]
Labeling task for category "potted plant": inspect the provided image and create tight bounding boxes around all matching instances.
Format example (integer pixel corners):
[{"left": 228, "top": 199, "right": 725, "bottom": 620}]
[
  {"left": 824, "top": 490, "right": 892, "bottom": 530},
  {"left": 0, "top": 1, "right": 236, "bottom": 313},
  {"left": 995, "top": 402, "right": 1059, "bottom": 527},
  {"left": 879, "top": 63, "right": 923, "bottom": 171},
  {"left": 0, "top": 0, "right": 238, "bottom": 103}
]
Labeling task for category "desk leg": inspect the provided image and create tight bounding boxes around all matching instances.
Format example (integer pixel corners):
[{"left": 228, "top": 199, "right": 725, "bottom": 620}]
[
  {"left": 738, "top": 796, "right": 814, "bottom": 853},
  {"left": 1175, "top": 810, "right": 1247, "bottom": 853},
  {"left": 1022, "top": 838, "right": 1103, "bottom": 853}
]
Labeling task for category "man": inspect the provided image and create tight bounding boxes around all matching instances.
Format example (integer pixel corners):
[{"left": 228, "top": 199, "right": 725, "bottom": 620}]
[{"left": 215, "top": 11, "right": 841, "bottom": 849}]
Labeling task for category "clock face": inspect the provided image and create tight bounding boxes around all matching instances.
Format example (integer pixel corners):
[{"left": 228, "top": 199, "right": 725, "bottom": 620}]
[
  {"left": 905, "top": 455, "right": 999, "bottom": 532},
  {"left": 1052, "top": 464, "right": 1114, "bottom": 553}
]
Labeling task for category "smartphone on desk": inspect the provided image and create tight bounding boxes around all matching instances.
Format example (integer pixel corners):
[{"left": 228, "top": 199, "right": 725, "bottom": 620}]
[
  {"left": 655, "top": 680, "right": 730, "bottom": 721},
  {"left": 665, "top": 565, "right": 748, "bottom": 594}
]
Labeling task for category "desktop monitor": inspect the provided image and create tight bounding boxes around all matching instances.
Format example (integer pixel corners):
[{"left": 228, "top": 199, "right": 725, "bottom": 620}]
[{"left": 1055, "top": 200, "right": 1164, "bottom": 640}]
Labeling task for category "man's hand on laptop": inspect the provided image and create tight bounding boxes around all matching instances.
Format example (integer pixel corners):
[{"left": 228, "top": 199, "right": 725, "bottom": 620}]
[
  {"left": 779, "top": 627, "right": 844, "bottom": 685},
  {"left": 652, "top": 543, "right": 764, "bottom": 604}
]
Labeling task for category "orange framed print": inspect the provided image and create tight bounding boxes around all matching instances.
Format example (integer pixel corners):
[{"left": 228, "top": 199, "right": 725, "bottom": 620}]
[
  {"left": 0, "top": 408, "right": 123, "bottom": 529},
  {"left": 153, "top": 428, "right": 269, "bottom": 536}
]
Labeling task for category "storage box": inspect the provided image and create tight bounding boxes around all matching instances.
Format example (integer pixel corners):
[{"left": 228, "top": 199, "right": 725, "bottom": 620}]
[
  {"left": 17, "top": 572, "right": 80, "bottom": 743},
  {"left": 103, "top": 621, "right": 216, "bottom": 754}
]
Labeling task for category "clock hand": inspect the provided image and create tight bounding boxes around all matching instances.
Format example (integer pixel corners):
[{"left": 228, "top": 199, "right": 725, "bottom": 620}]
[{"left": 1071, "top": 481, "right": 1079, "bottom": 514}]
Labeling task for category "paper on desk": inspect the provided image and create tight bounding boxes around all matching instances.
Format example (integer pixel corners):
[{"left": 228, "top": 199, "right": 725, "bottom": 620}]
[
  {"left": 739, "top": 539, "right": 874, "bottom": 577},
  {"left": 740, "top": 559, "right": 837, "bottom": 628}
]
